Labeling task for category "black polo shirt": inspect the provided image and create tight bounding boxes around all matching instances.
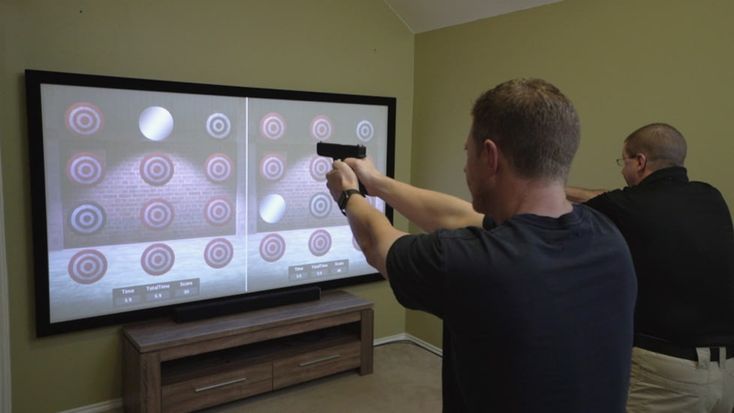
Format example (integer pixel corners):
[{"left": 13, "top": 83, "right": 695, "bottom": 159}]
[{"left": 586, "top": 166, "right": 734, "bottom": 346}]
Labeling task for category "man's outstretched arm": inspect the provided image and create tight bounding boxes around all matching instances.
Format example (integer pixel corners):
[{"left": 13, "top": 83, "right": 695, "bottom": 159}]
[
  {"left": 566, "top": 186, "right": 606, "bottom": 203},
  {"left": 345, "top": 158, "right": 483, "bottom": 232},
  {"left": 326, "top": 161, "right": 406, "bottom": 279}
]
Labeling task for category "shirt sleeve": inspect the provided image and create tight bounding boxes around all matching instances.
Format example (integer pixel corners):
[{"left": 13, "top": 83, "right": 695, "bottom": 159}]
[{"left": 385, "top": 232, "right": 447, "bottom": 318}]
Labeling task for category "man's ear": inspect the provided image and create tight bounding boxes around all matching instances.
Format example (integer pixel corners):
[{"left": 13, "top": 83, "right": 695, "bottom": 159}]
[
  {"left": 635, "top": 153, "right": 648, "bottom": 172},
  {"left": 483, "top": 139, "right": 499, "bottom": 173}
]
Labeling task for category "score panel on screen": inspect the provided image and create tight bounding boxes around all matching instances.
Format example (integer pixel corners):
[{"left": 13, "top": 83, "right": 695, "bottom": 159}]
[{"left": 26, "top": 70, "right": 395, "bottom": 335}]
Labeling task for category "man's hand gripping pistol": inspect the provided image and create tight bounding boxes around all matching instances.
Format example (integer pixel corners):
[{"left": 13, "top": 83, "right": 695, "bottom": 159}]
[{"left": 316, "top": 142, "right": 368, "bottom": 195}]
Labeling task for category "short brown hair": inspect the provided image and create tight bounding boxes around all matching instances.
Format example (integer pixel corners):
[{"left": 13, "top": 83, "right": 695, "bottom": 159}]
[
  {"left": 624, "top": 123, "right": 687, "bottom": 168},
  {"left": 470, "top": 78, "right": 580, "bottom": 181}
]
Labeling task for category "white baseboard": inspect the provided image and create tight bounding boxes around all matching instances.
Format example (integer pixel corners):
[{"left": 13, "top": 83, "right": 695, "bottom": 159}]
[
  {"left": 59, "top": 333, "right": 442, "bottom": 412},
  {"left": 374, "top": 332, "right": 443, "bottom": 356},
  {"left": 56, "top": 399, "right": 122, "bottom": 413}
]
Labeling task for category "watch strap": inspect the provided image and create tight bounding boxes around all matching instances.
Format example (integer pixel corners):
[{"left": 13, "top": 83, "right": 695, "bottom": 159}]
[{"left": 338, "top": 189, "right": 364, "bottom": 215}]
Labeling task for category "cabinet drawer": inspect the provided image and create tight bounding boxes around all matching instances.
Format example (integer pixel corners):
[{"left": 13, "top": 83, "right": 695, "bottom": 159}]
[
  {"left": 273, "top": 340, "right": 361, "bottom": 389},
  {"left": 162, "top": 362, "right": 272, "bottom": 413}
]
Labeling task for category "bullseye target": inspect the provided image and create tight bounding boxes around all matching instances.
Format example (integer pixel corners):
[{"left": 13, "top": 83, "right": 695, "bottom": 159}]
[
  {"left": 140, "top": 153, "right": 174, "bottom": 186},
  {"left": 259, "top": 233, "right": 286, "bottom": 262},
  {"left": 308, "top": 229, "right": 332, "bottom": 256},
  {"left": 206, "top": 113, "right": 231, "bottom": 139},
  {"left": 69, "top": 202, "right": 106, "bottom": 235},
  {"left": 260, "top": 154, "right": 285, "bottom": 181},
  {"left": 141, "top": 199, "right": 174, "bottom": 230},
  {"left": 141, "top": 243, "right": 175, "bottom": 276},
  {"left": 67, "top": 249, "right": 107, "bottom": 284},
  {"left": 205, "top": 198, "right": 233, "bottom": 226},
  {"left": 67, "top": 152, "right": 105, "bottom": 185},
  {"left": 309, "top": 156, "right": 331, "bottom": 182},
  {"left": 260, "top": 112, "right": 286, "bottom": 140},
  {"left": 65, "top": 102, "right": 103, "bottom": 136},
  {"left": 309, "top": 192, "right": 333, "bottom": 218},
  {"left": 311, "top": 115, "right": 333, "bottom": 141},
  {"left": 205, "top": 153, "right": 233, "bottom": 182},
  {"left": 356, "top": 120, "right": 375, "bottom": 142},
  {"left": 204, "top": 238, "right": 233, "bottom": 269}
]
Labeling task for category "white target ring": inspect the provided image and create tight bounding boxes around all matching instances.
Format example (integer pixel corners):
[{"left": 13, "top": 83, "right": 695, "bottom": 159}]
[
  {"left": 67, "top": 152, "right": 105, "bottom": 185},
  {"left": 204, "top": 238, "right": 234, "bottom": 269},
  {"left": 205, "top": 198, "right": 233, "bottom": 226},
  {"left": 309, "top": 192, "right": 333, "bottom": 219},
  {"left": 260, "top": 154, "right": 285, "bottom": 181},
  {"left": 308, "top": 229, "right": 332, "bottom": 257},
  {"left": 205, "top": 153, "right": 233, "bottom": 182},
  {"left": 65, "top": 102, "right": 103, "bottom": 136},
  {"left": 206, "top": 113, "right": 231, "bottom": 139},
  {"left": 356, "top": 120, "right": 375, "bottom": 142},
  {"left": 69, "top": 202, "right": 106, "bottom": 235},
  {"left": 141, "top": 199, "right": 174, "bottom": 230},
  {"left": 311, "top": 115, "right": 333, "bottom": 141},
  {"left": 260, "top": 112, "right": 286, "bottom": 140},
  {"left": 309, "top": 156, "right": 331, "bottom": 182},
  {"left": 67, "top": 249, "right": 107, "bottom": 284},
  {"left": 141, "top": 243, "right": 175, "bottom": 276},
  {"left": 140, "top": 153, "right": 174, "bottom": 186},
  {"left": 259, "top": 233, "right": 286, "bottom": 262}
]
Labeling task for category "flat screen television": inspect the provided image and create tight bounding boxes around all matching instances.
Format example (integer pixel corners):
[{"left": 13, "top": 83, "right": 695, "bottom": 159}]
[{"left": 25, "top": 70, "right": 395, "bottom": 336}]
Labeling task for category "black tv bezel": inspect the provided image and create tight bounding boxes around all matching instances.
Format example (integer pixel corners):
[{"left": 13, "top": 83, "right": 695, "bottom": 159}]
[{"left": 25, "top": 69, "right": 396, "bottom": 337}]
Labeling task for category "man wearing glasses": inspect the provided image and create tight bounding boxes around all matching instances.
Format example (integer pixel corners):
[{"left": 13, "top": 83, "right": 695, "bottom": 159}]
[{"left": 567, "top": 123, "right": 734, "bottom": 413}]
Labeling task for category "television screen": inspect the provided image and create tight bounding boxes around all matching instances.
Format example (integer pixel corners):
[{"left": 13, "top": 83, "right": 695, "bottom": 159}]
[{"left": 25, "top": 70, "right": 395, "bottom": 336}]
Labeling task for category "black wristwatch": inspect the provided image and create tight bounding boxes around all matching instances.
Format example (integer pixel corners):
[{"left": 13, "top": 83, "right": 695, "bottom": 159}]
[{"left": 338, "top": 189, "right": 364, "bottom": 216}]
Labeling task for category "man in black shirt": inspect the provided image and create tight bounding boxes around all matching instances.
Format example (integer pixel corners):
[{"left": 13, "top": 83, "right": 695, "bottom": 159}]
[
  {"left": 567, "top": 123, "right": 734, "bottom": 412},
  {"left": 326, "top": 78, "right": 637, "bottom": 412}
]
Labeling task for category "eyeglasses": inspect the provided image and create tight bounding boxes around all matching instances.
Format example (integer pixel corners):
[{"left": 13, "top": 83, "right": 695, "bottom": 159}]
[{"left": 615, "top": 158, "right": 625, "bottom": 167}]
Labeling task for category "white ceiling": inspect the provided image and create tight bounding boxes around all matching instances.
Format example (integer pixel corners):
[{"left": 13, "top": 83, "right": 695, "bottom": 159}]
[{"left": 384, "top": 0, "right": 563, "bottom": 33}]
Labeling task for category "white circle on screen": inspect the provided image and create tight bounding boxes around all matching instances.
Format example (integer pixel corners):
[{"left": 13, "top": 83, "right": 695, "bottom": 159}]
[
  {"left": 139, "top": 106, "right": 174, "bottom": 141},
  {"left": 259, "top": 194, "right": 286, "bottom": 224}
]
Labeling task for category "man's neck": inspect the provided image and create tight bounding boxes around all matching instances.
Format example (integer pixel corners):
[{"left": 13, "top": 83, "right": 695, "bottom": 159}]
[{"left": 490, "top": 176, "right": 573, "bottom": 224}]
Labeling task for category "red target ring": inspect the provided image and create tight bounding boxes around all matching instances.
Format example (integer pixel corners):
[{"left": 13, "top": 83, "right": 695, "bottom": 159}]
[
  {"left": 204, "top": 238, "right": 234, "bottom": 269},
  {"left": 140, "top": 153, "right": 174, "bottom": 186},
  {"left": 141, "top": 199, "right": 174, "bottom": 230},
  {"left": 69, "top": 202, "right": 106, "bottom": 235},
  {"left": 260, "top": 112, "right": 286, "bottom": 140},
  {"left": 205, "top": 153, "right": 233, "bottom": 182},
  {"left": 65, "top": 102, "right": 104, "bottom": 136},
  {"left": 205, "top": 197, "right": 233, "bottom": 226},
  {"left": 309, "top": 156, "right": 331, "bottom": 182},
  {"left": 260, "top": 154, "right": 285, "bottom": 181},
  {"left": 309, "top": 193, "right": 333, "bottom": 218},
  {"left": 67, "top": 249, "right": 108, "bottom": 284},
  {"left": 141, "top": 243, "right": 175, "bottom": 276},
  {"left": 308, "top": 229, "right": 332, "bottom": 256},
  {"left": 67, "top": 152, "right": 105, "bottom": 186},
  {"left": 310, "top": 115, "right": 333, "bottom": 141},
  {"left": 259, "top": 233, "right": 286, "bottom": 262}
]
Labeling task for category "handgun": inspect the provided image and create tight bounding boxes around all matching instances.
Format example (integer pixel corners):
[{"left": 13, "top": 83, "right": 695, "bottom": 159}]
[{"left": 316, "top": 142, "right": 368, "bottom": 195}]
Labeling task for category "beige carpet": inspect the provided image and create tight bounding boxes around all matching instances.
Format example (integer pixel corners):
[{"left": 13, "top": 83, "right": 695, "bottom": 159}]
[{"left": 202, "top": 341, "right": 442, "bottom": 413}]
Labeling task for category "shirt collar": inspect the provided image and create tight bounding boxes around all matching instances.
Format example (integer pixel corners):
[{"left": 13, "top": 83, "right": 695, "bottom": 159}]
[{"left": 638, "top": 166, "right": 689, "bottom": 186}]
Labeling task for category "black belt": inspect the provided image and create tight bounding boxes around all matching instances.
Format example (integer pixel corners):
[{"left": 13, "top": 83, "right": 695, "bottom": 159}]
[{"left": 635, "top": 334, "right": 734, "bottom": 362}]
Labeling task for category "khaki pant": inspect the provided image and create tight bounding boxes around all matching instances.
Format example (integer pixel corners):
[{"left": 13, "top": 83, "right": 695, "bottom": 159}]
[{"left": 627, "top": 346, "right": 734, "bottom": 413}]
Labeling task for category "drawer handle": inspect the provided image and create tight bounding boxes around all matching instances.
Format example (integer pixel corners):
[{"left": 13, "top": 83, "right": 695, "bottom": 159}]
[
  {"left": 299, "top": 354, "right": 341, "bottom": 367},
  {"left": 194, "top": 377, "right": 248, "bottom": 392}
]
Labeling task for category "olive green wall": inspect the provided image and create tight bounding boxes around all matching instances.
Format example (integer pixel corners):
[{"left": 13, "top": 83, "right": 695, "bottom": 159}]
[
  {"left": 407, "top": 0, "right": 734, "bottom": 346},
  {"left": 0, "top": 1, "right": 413, "bottom": 411}
]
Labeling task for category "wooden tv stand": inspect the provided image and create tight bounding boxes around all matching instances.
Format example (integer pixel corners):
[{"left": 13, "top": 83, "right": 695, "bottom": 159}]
[{"left": 122, "top": 290, "right": 374, "bottom": 412}]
